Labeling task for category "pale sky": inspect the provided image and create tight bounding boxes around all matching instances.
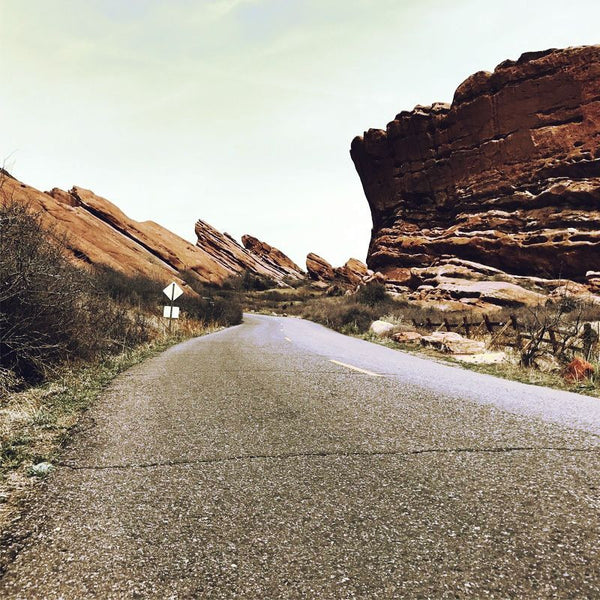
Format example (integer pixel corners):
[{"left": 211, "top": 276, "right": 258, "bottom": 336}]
[{"left": 2, "top": 1, "right": 599, "bottom": 267}]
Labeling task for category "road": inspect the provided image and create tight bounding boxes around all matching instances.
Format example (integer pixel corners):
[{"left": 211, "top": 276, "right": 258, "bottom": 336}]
[{"left": 1, "top": 314, "right": 600, "bottom": 598}]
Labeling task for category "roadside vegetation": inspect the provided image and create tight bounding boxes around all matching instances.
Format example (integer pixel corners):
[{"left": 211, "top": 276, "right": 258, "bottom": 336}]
[
  {"left": 0, "top": 197, "right": 242, "bottom": 522},
  {"left": 239, "top": 279, "right": 600, "bottom": 398}
]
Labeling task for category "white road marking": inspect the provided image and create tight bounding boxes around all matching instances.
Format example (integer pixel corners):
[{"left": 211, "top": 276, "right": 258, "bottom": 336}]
[
  {"left": 285, "top": 337, "right": 292, "bottom": 342},
  {"left": 329, "top": 359, "right": 381, "bottom": 377}
]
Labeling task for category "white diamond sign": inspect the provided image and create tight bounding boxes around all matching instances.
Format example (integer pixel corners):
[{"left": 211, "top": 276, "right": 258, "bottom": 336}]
[{"left": 163, "top": 282, "right": 183, "bottom": 302}]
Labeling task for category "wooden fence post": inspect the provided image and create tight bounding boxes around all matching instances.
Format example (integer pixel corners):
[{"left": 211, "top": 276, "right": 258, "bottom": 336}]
[
  {"left": 548, "top": 329, "right": 559, "bottom": 353},
  {"left": 510, "top": 314, "right": 523, "bottom": 349},
  {"left": 463, "top": 316, "right": 471, "bottom": 337},
  {"left": 483, "top": 314, "right": 494, "bottom": 334}
]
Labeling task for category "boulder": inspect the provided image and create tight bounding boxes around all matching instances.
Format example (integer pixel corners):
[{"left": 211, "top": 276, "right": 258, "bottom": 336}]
[
  {"left": 392, "top": 331, "right": 422, "bottom": 344},
  {"left": 421, "top": 331, "right": 486, "bottom": 354},
  {"left": 369, "top": 320, "right": 395, "bottom": 336},
  {"left": 453, "top": 351, "right": 507, "bottom": 365},
  {"left": 335, "top": 258, "right": 369, "bottom": 287}
]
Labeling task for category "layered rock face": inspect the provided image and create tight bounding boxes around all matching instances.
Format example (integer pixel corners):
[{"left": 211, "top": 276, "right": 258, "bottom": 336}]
[
  {"left": 2, "top": 172, "right": 300, "bottom": 288},
  {"left": 194, "top": 221, "right": 303, "bottom": 282},
  {"left": 351, "top": 46, "right": 600, "bottom": 284},
  {"left": 306, "top": 253, "right": 336, "bottom": 282},
  {"left": 241, "top": 235, "right": 305, "bottom": 279}
]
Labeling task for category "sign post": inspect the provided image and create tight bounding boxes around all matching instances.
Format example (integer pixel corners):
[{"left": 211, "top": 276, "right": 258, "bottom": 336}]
[{"left": 163, "top": 282, "right": 183, "bottom": 332}]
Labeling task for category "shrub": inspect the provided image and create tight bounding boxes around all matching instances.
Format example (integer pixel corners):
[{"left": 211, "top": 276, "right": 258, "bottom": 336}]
[
  {"left": 302, "top": 297, "right": 379, "bottom": 334},
  {"left": 336, "top": 305, "right": 378, "bottom": 333},
  {"left": 355, "top": 282, "right": 389, "bottom": 307},
  {"left": 223, "top": 270, "right": 277, "bottom": 291},
  {"left": 518, "top": 295, "right": 600, "bottom": 367},
  {"left": 93, "top": 265, "right": 163, "bottom": 310},
  {"left": 0, "top": 201, "right": 154, "bottom": 384},
  {"left": 180, "top": 294, "right": 243, "bottom": 326}
]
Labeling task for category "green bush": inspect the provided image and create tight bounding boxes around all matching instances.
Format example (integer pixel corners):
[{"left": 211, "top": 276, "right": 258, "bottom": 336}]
[
  {"left": 337, "top": 305, "right": 378, "bottom": 333},
  {"left": 179, "top": 269, "right": 244, "bottom": 326},
  {"left": 180, "top": 294, "right": 243, "bottom": 326},
  {"left": 93, "top": 265, "right": 163, "bottom": 310},
  {"left": 355, "top": 282, "right": 389, "bottom": 307}
]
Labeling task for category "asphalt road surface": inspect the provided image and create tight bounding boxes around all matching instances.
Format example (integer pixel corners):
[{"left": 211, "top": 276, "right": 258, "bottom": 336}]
[{"left": 2, "top": 314, "right": 600, "bottom": 599}]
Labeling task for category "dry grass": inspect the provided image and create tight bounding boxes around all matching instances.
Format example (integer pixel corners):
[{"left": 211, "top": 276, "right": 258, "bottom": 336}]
[
  {"left": 0, "top": 325, "right": 221, "bottom": 537},
  {"left": 357, "top": 332, "right": 599, "bottom": 398},
  {"left": 242, "top": 284, "right": 600, "bottom": 399}
]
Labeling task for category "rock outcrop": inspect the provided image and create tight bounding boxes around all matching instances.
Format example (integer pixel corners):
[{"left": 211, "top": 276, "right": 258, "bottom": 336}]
[
  {"left": 241, "top": 235, "right": 305, "bottom": 279},
  {"left": 335, "top": 258, "right": 369, "bottom": 287},
  {"left": 351, "top": 46, "right": 600, "bottom": 286},
  {"left": 2, "top": 172, "right": 300, "bottom": 288},
  {"left": 420, "top": 331, "right": 486, "bottom": 355},
  {"left": 194, "top": 221, "right": 303, "bottom": 283},
  {"left": 306, "top": 253, "right": 336, "bottom": 282},
  {"left": 306, "top": 253, "right": 372, "bottom": 289}
]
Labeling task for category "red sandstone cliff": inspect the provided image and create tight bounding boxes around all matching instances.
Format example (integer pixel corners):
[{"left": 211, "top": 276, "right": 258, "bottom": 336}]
[{"left": 351, "top": 46, "right": 600, "bottom": 285}]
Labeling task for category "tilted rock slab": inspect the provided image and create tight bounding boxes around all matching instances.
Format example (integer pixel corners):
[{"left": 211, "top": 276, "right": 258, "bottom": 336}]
[
  {"left": 351, "top": 45, "right": 600, "bottom": 283},
  {"left": 2, "top": 171, "right": 300, "bottom": 288},
  {"left": 306, "top": 253, "right": 371, "bottom": 289},
  {"left": 242, "top": 235, "right": 305, "bottom": 279},
  {"left": 195, "top": 221, "right": 303, "bottom": 282},
  {"left": 306, "top": 252, "right": 336, "bottom": 281}
]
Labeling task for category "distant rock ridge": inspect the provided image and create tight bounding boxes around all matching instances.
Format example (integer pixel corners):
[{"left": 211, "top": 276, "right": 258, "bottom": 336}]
[
  {"left": 242, "top": 235, "right": 305, "bottom": 279},
  {"left": 194, "top": 220, "right": 304, "bottom": 282},
  {"left": 306, "top": 253, "right": 375, "bottom": 289},
  {"left": 2, "top": 172, "right": 302, "bottom": 288},
  {"left": 351, "top": 45, "right": 600, "bottom": 285}
]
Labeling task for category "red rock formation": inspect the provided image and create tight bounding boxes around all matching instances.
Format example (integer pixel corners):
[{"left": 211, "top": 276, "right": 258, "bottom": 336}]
[
  {"left": 335, "top": 258, "right": 369, "bottom": 287},
  {"left": 351, "top": 46, "right": 600, "bottom": 283},
  {"left": 565, "top": 357, "right": 594, "bottom": 382},
  {"left": 306, "top": 253, "right": 373, "bottom": 290},
  {"left": 2, "top": 172, "right": 300, "bottom": 288},
  {"left": 306, "top": 253, "right": 335, "bottom": 281},
  {"left": 241, "top": 235, "right": 304, "bottom": 279},
  {"left": 194, "top": 221, "right": 303, "bottom": 282}
]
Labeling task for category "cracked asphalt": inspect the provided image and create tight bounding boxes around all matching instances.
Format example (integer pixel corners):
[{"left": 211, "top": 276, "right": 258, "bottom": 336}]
[{"left": 1, "top": 314, "right": 600, "bottom": 599}]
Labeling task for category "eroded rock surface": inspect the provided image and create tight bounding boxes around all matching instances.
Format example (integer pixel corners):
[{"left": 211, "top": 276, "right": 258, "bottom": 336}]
[
  {"left": 351, "top": 46, "right": 600, "bottom": 284},
  {"left": 421, "top": 331, "right": 486, "bottom": 355},
  {"left": 336, "top": 258, "right": 369, "bottom": 287},
  {"left": 194, "top": 221, "right": 303, "bottom": 283}
]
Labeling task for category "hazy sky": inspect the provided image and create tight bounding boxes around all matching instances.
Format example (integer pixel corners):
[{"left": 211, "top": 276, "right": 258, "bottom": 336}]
[{"left": 2, "top": 1, "right": 599, "bottom": 266}]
